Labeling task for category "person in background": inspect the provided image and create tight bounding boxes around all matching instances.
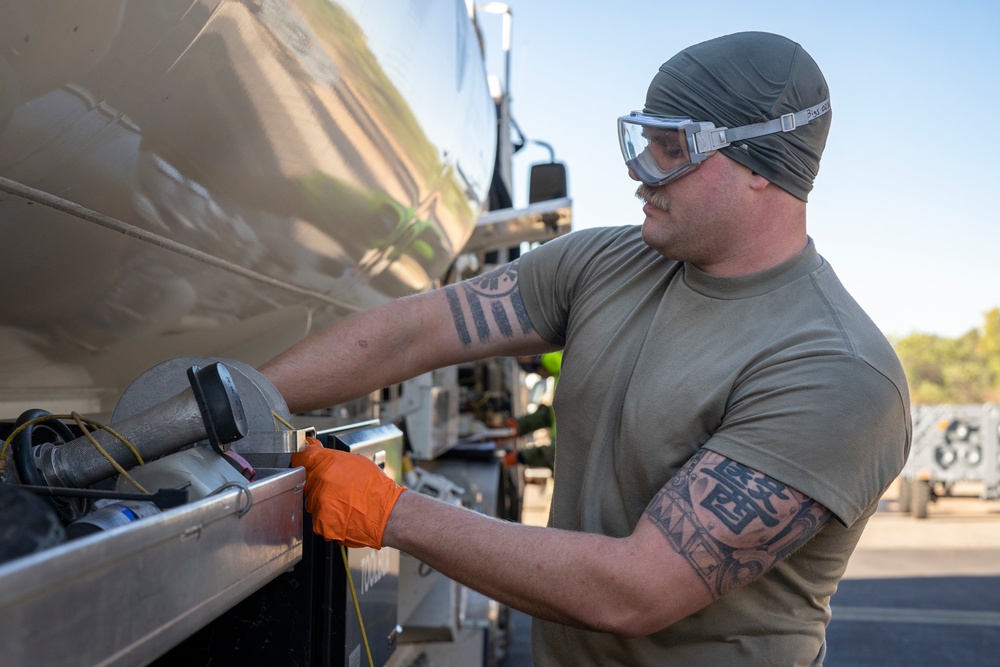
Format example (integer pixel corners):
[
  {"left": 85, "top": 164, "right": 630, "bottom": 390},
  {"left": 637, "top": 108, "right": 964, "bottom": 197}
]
[
  {"left": 261, "top": 31, "right": 910, "bottom": 666},
  {"left": 506, "top": 351, "right": 561, "bottom": 469}
]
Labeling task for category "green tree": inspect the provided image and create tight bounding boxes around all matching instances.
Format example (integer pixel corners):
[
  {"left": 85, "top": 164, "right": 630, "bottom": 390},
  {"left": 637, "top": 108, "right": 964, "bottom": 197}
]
[
  {"left": 976, "top": 308, "right": 1000, "bottom": 401},
  {"left": 893, "top": 308, "right": 1000, "bottom": 404}
]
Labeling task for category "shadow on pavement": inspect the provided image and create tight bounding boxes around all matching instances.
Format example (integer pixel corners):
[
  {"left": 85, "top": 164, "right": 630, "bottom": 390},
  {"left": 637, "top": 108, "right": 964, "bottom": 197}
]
[{"left": 826, "top": 575, "right": 1000, "bottom": 666}]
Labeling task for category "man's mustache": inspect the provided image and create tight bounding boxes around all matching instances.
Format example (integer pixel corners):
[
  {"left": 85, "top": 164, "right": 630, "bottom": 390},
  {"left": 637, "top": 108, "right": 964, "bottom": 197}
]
[{"left": 636, "top": 184, "right": 669, "bottom": 211}]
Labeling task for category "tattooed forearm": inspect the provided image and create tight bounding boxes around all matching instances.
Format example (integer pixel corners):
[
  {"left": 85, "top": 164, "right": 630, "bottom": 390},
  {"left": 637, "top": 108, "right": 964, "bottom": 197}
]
[
  {"left": 444, "top": 262, "right": 534, "bottom": 346},
  {"left": 644, "top": 449, "right": 831, "bottom": 599},
  {"left": 445, "top": 287, "right": 472, "bottom": 345}
]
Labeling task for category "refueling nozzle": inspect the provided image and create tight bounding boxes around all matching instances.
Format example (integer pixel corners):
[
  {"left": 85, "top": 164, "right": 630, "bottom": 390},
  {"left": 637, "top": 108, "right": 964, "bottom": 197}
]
[{"left": 40, "top": 363, "right": 246, "bottom": 489}]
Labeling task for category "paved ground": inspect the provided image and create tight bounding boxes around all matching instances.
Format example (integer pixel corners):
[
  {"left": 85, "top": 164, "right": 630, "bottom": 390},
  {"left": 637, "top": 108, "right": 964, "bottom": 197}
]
[
  {"left": 502, "top": 478, "right": 1000, "bottom": 666},
  {"left": 827, "top": 481, "right": 1000, "bottom": 666}
]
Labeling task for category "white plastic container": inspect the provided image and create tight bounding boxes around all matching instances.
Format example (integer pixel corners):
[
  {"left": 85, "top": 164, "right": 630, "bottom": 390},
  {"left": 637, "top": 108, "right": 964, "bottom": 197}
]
[{"left": 115, "top": 444, "right": 248, "bottom": 501}]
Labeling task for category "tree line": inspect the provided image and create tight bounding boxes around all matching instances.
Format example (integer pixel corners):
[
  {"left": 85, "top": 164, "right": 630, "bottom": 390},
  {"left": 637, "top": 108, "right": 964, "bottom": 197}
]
[{"left": 892, "top": 308, "right": 1000, "bottom": 405}]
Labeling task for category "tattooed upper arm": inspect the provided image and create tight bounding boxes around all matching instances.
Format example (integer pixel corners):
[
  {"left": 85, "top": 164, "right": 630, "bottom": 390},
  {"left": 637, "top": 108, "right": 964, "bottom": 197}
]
[
  {"left": 644, "top": 448, "right": 832, "bottom": 600},
  {"left": 443, "top": 261, "right": 535, "bottom": 347}
]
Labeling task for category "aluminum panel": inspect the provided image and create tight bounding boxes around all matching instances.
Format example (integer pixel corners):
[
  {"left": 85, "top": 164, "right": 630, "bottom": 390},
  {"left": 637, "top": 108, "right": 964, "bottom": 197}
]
[{"left": 0, "top": 467, "right": 304, "bottom": 667}]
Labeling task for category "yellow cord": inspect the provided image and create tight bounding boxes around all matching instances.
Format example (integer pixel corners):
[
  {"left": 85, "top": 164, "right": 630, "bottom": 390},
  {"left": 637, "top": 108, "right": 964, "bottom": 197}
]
[
  {"left": 340, "top": 544, "right": 375, "bottom": 667},
  {"left": 274, "top": 411, "right": 370, "bottom": 660},
  {"left": 2, "top": 422, "right": 26, "bottom": 458},
  {"left": 70, "top": 413, "right": 149, "bottom": 494},
  {"left": 274, "top": 412, "right": 369, "bottom": 661},
  {"left": 1, "top": 413, "right": 145, "bottom": 464},
  {"left": 1, "top": 414, "right": 63, "bottom": 458},
  {"left": 78, "top": 418, "right": 145, "bottom": 466},
  {"left": 1, "top": 412, "right": 148, "bottom": 494},
  {"left": 273, "top": 412, "right": 295, "bottom": 430}
]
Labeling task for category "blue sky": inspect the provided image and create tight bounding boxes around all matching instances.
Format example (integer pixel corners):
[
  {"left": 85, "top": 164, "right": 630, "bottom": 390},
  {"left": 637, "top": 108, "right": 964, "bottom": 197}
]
[{"left": 496, "top": 1, "right": 1000, "bottom": 339}]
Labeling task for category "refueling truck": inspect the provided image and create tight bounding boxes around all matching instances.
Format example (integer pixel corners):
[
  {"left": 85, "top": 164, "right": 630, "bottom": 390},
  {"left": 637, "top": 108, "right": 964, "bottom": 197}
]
[{"left": 0, "top": 2, "right": 570, "bottom": 665}]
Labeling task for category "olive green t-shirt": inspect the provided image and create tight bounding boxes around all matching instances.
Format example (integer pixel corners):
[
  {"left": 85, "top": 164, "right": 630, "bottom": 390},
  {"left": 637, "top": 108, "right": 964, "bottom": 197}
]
[{"left": 517, "top": 226, "right": 911, "bottom": 666}]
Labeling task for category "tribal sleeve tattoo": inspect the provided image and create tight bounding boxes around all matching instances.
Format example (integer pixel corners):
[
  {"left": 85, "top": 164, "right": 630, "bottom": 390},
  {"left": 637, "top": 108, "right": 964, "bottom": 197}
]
[
  {"left": 443, "top": 261, "right": 534, "bottom": 346},
  {"left": 644, "top": 448, "right": 832, "bottom": 600}
]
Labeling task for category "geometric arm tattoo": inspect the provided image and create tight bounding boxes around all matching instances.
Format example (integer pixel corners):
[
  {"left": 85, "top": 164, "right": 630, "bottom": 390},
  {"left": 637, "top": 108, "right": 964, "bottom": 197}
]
[
  {"left": 443, "top": 260, "right": 534, "bottom": 347},
  {"left": 644, "top": 448, "right": 832, "bottom": 600}
]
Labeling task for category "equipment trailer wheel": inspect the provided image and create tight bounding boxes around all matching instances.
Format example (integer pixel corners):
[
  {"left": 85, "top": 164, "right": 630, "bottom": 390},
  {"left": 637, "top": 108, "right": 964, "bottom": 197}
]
[
  {"left": 898, "top": 478, "right": 912, "bottom": 513},
  {"left": 912, "top": 479, "right": 932, "bottom": 519}
]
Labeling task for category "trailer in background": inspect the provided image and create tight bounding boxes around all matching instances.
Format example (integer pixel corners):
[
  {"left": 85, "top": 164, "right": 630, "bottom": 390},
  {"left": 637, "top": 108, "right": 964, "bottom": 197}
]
[{"left": 899, "top": 403, "right": 1000, "bottom": 518}]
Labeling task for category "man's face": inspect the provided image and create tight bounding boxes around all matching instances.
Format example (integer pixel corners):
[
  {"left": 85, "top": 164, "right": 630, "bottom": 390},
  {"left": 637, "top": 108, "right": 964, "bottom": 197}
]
[{"left": 630, "top": 151, "right": 748, "bottom": 268}]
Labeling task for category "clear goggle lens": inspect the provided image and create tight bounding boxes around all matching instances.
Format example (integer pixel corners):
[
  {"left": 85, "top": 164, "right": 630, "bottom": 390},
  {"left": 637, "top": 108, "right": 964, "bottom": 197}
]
[{"left": 618, "top": 116, "right": 703, "bottom": 187}]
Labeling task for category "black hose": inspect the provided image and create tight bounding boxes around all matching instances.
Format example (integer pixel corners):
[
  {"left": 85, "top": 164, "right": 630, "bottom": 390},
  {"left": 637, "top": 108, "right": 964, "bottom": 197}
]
[
  {"left": 10, "top": 409, "right": 87, "bottom": 522},
  {"left": 13, "top": 409, "right": 74, "bottom": 485},
  {"left": 12, "top": 410, "right": 81, "bottom": 521}
]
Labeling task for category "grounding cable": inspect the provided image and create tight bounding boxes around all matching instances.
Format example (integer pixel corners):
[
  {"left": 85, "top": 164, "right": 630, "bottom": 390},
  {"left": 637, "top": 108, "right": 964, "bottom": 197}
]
[{"left": 0, "top": 175, "right": 358, "bottom": 311}]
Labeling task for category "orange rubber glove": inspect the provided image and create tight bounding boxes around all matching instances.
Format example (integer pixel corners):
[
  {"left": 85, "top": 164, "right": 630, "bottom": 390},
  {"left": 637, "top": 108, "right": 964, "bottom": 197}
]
[
  {"left": 496, "top": 417, "right": 520, "bottom": 446},
  {"left": 291, "top": 437, "right": 406, "bottom": 549}
]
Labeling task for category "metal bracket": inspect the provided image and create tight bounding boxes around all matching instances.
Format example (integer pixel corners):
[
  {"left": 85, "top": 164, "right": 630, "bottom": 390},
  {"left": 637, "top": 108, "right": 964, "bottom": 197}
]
[{"left": 232, "top": 427, "right": 316, "bottom": 454}]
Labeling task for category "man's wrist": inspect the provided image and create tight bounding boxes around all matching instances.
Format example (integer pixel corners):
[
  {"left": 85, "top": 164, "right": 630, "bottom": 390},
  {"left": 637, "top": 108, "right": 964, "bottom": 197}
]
[{"left": 381, "top": 488, "right": 413, "bottom": 549}]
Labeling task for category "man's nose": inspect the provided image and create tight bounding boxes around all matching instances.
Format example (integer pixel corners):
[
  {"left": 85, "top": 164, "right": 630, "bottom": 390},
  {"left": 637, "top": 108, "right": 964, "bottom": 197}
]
[{"left": 627, "top": 166, "right": 641, "bottom": 182}]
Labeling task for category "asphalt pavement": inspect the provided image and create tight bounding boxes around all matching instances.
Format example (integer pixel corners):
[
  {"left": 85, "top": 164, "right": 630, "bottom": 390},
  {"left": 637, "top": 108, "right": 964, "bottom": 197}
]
[
  {"left": 503, "top": 479, "right": 1000, "bottom": 666},
  {"left": 826, "top": 482, "right": 1000, "bottom": 666}
]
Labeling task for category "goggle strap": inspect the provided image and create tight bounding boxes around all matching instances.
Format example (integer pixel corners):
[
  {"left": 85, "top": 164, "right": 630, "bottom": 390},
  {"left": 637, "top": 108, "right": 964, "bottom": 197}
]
[{"left": 724, "top": 98, "right": 831, "bottom": 143}]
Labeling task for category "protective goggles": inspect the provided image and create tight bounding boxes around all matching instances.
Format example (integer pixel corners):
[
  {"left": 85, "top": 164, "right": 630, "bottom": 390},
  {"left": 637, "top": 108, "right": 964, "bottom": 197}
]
[{"left": 618, "top": 98, "right": 831, "bottom": 187}]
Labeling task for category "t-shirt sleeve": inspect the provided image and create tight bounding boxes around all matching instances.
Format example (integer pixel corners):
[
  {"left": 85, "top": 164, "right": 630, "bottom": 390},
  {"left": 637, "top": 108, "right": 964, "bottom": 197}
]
[
  {"left": 517, "top": 226, "right": 636, "bottom": 346},
  {"left": 703, "top": 354, "right": 910, "bottom": 526}
]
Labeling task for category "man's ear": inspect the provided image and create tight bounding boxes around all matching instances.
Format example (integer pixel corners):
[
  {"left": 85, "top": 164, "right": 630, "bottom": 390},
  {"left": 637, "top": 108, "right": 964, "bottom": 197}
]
[{"left": 748, "top": 171, "right": 771, "bottom": 191}]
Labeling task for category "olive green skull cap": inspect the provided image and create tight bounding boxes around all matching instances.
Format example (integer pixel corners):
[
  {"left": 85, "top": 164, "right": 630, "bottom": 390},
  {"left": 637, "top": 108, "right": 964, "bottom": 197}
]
[{"left": 644, "top": 32, "right": 831, "bottom": 201}]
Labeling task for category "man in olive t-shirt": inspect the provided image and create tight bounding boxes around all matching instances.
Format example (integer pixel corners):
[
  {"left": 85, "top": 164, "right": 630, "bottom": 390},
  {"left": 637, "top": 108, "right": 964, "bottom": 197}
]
[
  {"left": 261, "top": 31, "right": 911, "bottom": 666},
  {"left": 518, "top": 226, "right": 908, "bottom": 665}
]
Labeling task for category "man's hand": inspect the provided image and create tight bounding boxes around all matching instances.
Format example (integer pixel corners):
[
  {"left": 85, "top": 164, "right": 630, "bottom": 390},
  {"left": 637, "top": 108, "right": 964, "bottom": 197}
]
[{"left": 291, "top": 437, "right": 406, "bottom": 548}]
